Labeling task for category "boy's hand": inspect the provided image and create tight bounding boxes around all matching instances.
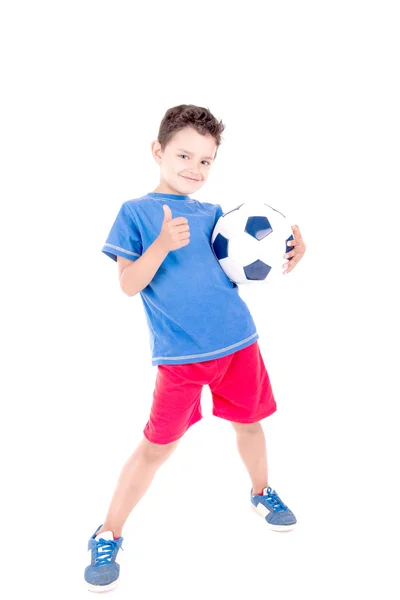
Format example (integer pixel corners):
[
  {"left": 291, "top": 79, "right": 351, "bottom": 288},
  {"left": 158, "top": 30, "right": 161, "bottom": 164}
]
[
  {"left": 157, "top": 205, "right": 191, "bottom": 252},
  {"left": 282, "top": 224, "right": 306, "bottom": 274}
]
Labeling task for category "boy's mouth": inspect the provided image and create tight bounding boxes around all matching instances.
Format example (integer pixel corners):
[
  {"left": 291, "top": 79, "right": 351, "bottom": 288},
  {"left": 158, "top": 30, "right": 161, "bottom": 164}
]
[{"left": 181, "top": 175, "right": 200, "bottom": 182}]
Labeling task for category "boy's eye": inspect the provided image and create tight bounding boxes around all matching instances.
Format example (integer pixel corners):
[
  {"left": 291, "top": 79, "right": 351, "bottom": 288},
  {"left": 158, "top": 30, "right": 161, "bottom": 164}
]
[{"left": 179, "top": 154, "right": 210, "bottom": 166}]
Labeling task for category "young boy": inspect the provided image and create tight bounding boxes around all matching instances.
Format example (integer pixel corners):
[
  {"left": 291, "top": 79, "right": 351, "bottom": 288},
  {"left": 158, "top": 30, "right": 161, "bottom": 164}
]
[{"left": 84, "top": 104, "right": 306, "bottom": 592}]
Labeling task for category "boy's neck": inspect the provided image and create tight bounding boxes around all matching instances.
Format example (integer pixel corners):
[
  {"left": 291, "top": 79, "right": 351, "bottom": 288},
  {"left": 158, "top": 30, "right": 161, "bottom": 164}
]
[{"left": 153, "top": 183, "right": 188, "bottom": 196}]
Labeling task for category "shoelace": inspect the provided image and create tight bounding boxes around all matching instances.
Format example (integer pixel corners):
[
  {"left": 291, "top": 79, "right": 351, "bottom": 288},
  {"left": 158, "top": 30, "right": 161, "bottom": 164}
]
[
  {"left": 94, "top": 538, "right": 124, "bottom": 566},
  {"left": 262, "top": 487, "right": 287, "bottom": 512}
]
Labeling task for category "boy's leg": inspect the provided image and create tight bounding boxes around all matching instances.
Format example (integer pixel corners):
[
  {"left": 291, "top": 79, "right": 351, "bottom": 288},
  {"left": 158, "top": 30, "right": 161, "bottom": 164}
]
[
  {"left": 96, "top": 436, "right": 180, "bottom": 539},
  {"left": 231, "top": 421, "right": 269, "bottom": 495}
]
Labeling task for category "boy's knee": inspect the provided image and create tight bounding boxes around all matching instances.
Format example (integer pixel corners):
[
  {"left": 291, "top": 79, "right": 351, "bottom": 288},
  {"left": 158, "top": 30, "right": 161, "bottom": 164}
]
[
  {"left": 141, "top": 436, "right": 179, "bottom": 462},
  {"left": 231, "top": 421, "right": 261, "bottom": 434}
]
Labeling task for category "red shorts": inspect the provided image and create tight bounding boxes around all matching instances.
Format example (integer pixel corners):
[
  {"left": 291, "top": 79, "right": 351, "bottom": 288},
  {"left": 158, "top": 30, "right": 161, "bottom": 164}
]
[{"left": 143, "top": 341, "right": 277, "bottom": 445}]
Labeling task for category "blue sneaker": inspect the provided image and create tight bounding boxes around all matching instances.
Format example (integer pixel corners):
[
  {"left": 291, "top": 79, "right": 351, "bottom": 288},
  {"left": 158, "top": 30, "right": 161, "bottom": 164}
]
[
  {"left": 84, "top": 524, "right": 124, "bottom": 592},
  {"left": 250, "top": 486, "right": 297, "bottom": 531}
]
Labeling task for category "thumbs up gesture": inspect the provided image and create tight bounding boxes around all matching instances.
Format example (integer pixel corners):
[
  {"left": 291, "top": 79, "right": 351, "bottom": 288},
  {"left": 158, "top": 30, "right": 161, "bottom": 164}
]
[{"left": 157, "top": 205, "right": 191, "bottom": 252}]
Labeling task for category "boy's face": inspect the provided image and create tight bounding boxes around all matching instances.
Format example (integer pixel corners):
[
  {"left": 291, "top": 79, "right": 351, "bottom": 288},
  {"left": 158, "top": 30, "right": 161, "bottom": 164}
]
[{"left": 151, "top": 126, "right": 217, "bottom": 195}]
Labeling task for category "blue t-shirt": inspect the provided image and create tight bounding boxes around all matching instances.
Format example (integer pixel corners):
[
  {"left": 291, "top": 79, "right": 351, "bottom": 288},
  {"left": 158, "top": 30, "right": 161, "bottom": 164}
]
[{"left": 102, "top": 192, "right": 259, "bottom": 366}]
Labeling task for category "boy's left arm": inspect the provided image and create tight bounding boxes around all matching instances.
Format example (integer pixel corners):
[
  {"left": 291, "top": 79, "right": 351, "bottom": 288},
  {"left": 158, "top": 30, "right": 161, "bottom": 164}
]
[{"left": 282, "top": 224, "right": 306, "bottom": 274}]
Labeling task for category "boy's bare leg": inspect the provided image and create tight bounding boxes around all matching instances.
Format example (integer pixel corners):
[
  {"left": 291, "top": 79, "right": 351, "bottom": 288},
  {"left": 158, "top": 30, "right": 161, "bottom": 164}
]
[
  {"left": 231, "top": 421, "right": 269, "bottom": 494},
  {"left": 96, "top": 436, "right": 180, "bottom": 539}
]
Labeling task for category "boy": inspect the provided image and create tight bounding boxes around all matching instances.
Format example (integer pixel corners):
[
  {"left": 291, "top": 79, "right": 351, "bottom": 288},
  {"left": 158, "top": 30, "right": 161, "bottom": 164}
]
[{"left": 85, "top": 104, "right": 306, "bottom": 592}]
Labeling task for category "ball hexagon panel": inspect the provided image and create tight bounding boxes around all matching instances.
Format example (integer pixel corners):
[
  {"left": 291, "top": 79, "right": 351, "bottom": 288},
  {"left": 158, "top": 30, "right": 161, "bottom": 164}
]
[
  {"left": 229, "top": 234, "right": 259, "bottom": 266},
  {"left": 215, "top": 210, "right": 247, "bottom": 238},
  {"left": 219, "top": 257, "right": 246, "bottom": 284}
]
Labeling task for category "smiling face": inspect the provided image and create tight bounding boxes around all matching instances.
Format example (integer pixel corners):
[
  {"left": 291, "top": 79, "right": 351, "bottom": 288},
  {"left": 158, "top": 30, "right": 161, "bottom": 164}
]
[{"left": 151, "top": 126, "right": 217, "bottom": 195}]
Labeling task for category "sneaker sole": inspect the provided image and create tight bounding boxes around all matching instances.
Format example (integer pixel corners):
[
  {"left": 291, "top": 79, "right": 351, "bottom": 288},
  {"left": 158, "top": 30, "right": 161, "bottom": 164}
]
[
  {"left": 87, "top": 578, "right": 119, "bottom": 593},
  {"left": 251, "top": 502, "right": 297, "bottom": 531}
]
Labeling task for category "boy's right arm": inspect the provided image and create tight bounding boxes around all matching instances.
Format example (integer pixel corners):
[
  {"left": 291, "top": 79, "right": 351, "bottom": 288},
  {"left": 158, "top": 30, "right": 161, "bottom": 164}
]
[
  {"left": 117, "top": 204, "right": 191, "bottom": 297},
  {"left": 118, "top": 238, "right": 169, "bottom": 297}
]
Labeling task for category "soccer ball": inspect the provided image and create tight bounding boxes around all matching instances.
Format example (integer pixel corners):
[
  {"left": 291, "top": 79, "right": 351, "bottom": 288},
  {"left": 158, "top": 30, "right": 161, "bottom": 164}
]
[{"left": 211, "top": 202, "right": 294, "bottom": 285}]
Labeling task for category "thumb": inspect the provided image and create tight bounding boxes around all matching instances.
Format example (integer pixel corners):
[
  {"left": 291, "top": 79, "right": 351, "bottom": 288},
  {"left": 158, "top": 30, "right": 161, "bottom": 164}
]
[{"left": 162, "top": 204, "right": 172, "bottom": 223}]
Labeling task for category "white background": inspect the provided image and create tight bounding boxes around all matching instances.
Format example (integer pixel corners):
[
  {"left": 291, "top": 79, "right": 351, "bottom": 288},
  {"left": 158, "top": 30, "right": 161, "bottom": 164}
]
[{"left": 1, "top": 1, "right": 400, "bottom": 598}]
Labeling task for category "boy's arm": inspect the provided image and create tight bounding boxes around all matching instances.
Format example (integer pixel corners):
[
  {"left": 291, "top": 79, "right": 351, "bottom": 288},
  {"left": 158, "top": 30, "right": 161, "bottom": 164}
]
[{"left": 118, "top": 237, "right": 169, "bottom": 297}]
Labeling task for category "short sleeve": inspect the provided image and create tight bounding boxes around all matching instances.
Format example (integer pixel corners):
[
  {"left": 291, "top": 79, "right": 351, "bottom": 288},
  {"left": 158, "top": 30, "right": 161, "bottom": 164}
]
[{"left": 102, "top": 203, "right": 143, "bottom": 262}]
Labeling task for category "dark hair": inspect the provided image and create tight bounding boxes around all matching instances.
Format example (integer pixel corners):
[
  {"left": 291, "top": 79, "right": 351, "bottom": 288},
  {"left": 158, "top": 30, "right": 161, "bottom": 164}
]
[{"left": 157, "top": 104, "right": 225, "bottom": 156}]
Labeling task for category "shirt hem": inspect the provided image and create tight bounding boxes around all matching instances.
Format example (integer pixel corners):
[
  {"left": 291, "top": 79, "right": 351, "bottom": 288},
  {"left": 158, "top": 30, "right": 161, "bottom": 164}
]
[{"left": 151, "top": 332, "right": 259, "bottom": 366}]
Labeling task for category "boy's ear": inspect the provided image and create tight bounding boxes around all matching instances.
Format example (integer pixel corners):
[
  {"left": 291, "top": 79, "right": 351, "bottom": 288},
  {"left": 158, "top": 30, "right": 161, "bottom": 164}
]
[{"left": 151, "top": 140, "right": 162, "bottom": 164}]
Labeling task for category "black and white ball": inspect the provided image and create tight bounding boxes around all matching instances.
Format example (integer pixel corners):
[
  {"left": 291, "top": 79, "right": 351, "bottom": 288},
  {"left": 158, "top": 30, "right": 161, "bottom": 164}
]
[{"left": 211, "top": 202, "right": 294, "bottom": 285}]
